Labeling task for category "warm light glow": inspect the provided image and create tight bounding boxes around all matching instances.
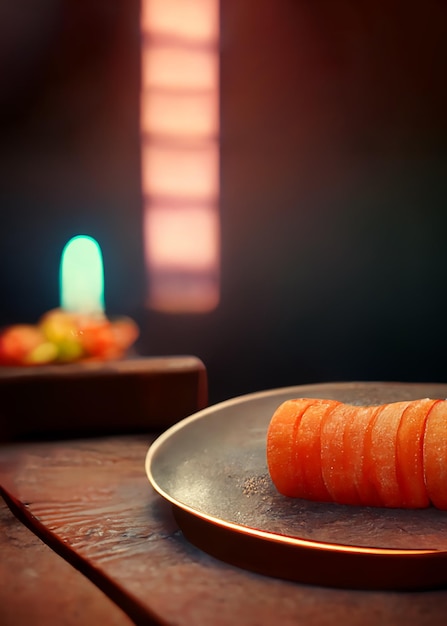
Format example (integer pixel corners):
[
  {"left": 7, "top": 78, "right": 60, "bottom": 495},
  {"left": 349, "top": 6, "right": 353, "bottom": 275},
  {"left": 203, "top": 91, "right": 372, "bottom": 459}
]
[
  {"left": 149, "top": 273, "right": 219, "bottom": 313},
  {"left": 141, "top": 91, "right": 218, "bottom": 138},
  {"left": 141, "top": 0, "right": 218, "bottom": 43},
  {"left": 142, "top": 44, "right": 218, "bottom": 92},
  {"left": 142, "top": 141, "right": 218, "bottom": 199},
  {"left": 141, "top": 0, "right": 220, "bottom": 313},
  {"left": 60, "top": 235, "right": 105, "bottom": 316},
  {"left": 144, "top": 205, "right": 219, "bottom": 272}
]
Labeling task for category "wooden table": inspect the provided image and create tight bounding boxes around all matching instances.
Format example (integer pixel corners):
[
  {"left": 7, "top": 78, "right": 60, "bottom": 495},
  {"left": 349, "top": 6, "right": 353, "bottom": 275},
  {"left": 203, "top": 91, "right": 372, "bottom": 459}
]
[{"left": 2, "top": 383, "right": 447, "bottom": 625}]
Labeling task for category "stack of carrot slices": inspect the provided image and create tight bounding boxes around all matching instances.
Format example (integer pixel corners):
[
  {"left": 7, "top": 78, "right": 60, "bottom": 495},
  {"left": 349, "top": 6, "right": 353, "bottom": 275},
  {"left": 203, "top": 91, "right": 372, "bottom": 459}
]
[{"left": 266, "top": 397, "right": 447, "bottom": 509}]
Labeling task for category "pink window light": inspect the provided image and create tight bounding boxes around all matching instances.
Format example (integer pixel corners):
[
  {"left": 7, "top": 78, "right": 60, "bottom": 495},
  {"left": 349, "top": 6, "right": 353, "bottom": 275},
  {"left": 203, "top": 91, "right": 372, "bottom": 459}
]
[{"left": 141, "top": 0, "right": 220, "bottom": 313}]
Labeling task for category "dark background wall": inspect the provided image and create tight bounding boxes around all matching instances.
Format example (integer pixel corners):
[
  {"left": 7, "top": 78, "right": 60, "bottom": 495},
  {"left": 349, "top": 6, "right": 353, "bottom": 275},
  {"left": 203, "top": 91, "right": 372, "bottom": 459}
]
[{"left": 1, "top": 1, "right": 446, "bottom": 404}]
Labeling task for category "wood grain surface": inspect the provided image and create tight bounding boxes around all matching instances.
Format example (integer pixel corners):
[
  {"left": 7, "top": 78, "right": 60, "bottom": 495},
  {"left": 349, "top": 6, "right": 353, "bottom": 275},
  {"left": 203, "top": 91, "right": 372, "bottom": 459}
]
[
  {"left": 0, "top": 356, "right": 208, "bottom": 441},
  {"left": 0, "top": 497, "right": 133, "bottom": 626},
  {"left": 1, "top": 422, "right": 447, "bottom": 625}
]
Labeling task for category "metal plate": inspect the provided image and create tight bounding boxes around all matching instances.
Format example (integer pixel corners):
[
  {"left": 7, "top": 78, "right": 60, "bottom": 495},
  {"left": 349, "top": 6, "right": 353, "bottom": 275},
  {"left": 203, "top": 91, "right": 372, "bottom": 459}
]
[{"left": 146, "top": 381, "right": 447, "bottom": 590}]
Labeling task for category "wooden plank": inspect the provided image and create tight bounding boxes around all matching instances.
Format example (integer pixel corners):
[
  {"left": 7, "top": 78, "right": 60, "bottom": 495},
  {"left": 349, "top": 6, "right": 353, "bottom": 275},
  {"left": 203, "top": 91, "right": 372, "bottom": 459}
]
[
  {"left": 0, "top": 497, "right": 134, "bottom": 626},
  {"left": 1, "top": 427, "right": 447, "bottom": 625},
  {"left": 0, "top": 356, "right": 208, "bottom": 441}
]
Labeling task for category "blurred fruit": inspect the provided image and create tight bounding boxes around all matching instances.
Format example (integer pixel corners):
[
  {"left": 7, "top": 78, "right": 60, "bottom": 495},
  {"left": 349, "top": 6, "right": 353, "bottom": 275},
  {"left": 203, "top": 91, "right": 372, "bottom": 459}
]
[
  {"left": 78, "top": 318, "right": 117, "bottom": 359},
  {"left": 0, "top": 325, "right": 54, "bottom": 366},
  {"left": 111, "top": 317, "right": 139, "bottom": 351},
  {"left": 0, "top": 309, "right": 139, "bottom": 366},
  {"left": 39, "top": 308, "right": 86, "bottom": 362},
  {"left": 80, "top": 316, "right": 139, "bottom": 360},
  {"left": 24, "top": 341, "right": 59, "bottom": 365}
]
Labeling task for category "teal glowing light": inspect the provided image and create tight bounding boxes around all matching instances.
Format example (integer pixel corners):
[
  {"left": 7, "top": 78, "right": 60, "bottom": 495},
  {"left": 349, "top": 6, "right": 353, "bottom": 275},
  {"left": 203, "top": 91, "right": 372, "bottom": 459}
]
[{"left": 60, "top": 235, "right": 105, "bottom": 315}]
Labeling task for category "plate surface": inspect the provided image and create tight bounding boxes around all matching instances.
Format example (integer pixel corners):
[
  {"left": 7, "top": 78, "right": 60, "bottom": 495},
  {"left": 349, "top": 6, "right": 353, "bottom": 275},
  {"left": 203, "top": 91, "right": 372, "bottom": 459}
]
[{"left": 146, "top": 381, "right": 447, "bottom": 589}]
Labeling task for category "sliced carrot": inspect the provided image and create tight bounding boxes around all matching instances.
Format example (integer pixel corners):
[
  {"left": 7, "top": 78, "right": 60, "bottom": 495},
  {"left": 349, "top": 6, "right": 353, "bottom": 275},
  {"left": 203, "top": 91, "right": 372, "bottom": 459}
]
[
  {"left": 396, "top": 398, "right": 439, "bottom": 508},
  {"left": 267, "top": 397, "right": 447, "bottom": 509},
  {"left": 423, "top": 400, "right": 447, "bottom": 510},
  {"left": 321, "top": 403, "right": 361, "bottom": 505},
  {"left": 294, "top": 399, "right": 339, "bottom": 502},
  {"left": 361, "top": 404, "right": 392, "bottom": 507},
  {"left": 364, "top": 401, "right": 412, "bottom": 507},
  {"left": 342, "top": 404, "right": 378, "bottom": 506},
  {"left": 266, "top": 398, "right": 318, "bottom": 497}
]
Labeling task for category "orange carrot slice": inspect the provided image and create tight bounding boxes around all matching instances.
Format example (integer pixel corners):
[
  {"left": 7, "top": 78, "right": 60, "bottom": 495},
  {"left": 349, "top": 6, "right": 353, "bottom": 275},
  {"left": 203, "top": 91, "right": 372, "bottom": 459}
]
[
  {"left": 267, "top": 397, "right": 447, "bottom": 509},
  {"left": 361, "top": 404, "right": 393, "bottom": 507},
  {"left": 364, "top": 401, "right": 412, "bottom": 507},
  {"left": 294, "top": 399, "right": 339, "bottom": 502},
  {"left": 321, "top": 404, "right": 370, "bottom": 505},
  {"left": 423, "top": 400, "right": 447, "bottom": 510},
  {"left": 396, "top": 398, "right": 439, "bottom": 508},
  {"left": 266, "top": 398, "right": 317, "bottom": 497},
  {"left": 319, "top": 403, "right": 344, "bottom": 502},
  {"left": 342, "top": 404, "right": 378, "bottom": 506}
]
